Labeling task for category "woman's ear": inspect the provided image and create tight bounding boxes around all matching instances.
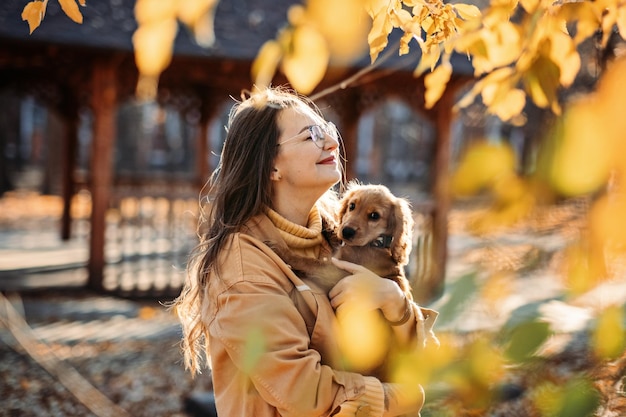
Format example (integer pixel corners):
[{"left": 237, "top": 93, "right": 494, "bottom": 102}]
[{"left": 271, "top": 168, "right": 282, "bottom": 181}]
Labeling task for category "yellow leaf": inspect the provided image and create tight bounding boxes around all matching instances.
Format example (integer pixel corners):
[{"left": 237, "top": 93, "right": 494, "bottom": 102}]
[
  {"left": 523, "top": 54, "right": 560, "bottom": 108},
  {"left": 78, "top": 0, "right": 85, "bottom": 5},
  {"left": 424, "top": 62, "right": 452, "bottom": 108},
  {"left": 135, "top": 0, "right": 178, "bottom": 25},
  {"left": 363, "top": 0, "right": 389, "bottom": 19},
  {"left": 490, "top": 88, "right": 526, "bottom": 121},
  {"left": 595, "top": 56, "right": 626, "bottom": 148},
  {"left": 132, "top": 19, "right": 178, "bottom": 76},
  {"left": 617, "top": 6, "right": 626, "bottom": 41},
  {"left": 177, "top": 0, "right": 217, "bottom": 30},
  {"left": 451, "top": 141, "right": 516, "bottom": 196},
  {"left": 481, "top": 70, "right": 515, "bottom": 106},
  {"left": 336, "top": 301, "right": 390, "bottom": 371},
  {"left": 549, "top": 99, "right": 612, "bottom": 196},
  {"left": 592, "top": 305, "right": 625, "bottom": 359},
  {"left": 548, "top": 31, "right": 580, "bottom": 86},
  {"left": 21, "top": 0, "right": 48, "bottom": 34},
  {"left": 287, "top": 4, "right": 307, "bottom": 26},
  {"left": 414, "top": 45, "right": 441, "bottom": 75},
  {"left": 390, "top": 7, "right": 412, "bottom": 29},
  {"left": 589, "top": 195, "right": 626, "bottom": 250},
  {"left": 453, "top": 3, "right": 481, "bottom": 20},
  {"left": 367, "top": 7, "right": 394, "bottom": 62},
  {"left": 307, "top": 0, "right": 370, "bottom": 65},
  {"left": 189, "top": 8, "right": 216, "bottom": 47},
  {"left": 251, "top": 40, "right": 283, "bottom": 90},
  {"left": 400, "top": 32, "right": 413, "bottom": 55},
  {"left": 491, "top": 22, "right": 521, "bottom": 65},
  {"left": 519, "top": 0, "right": 539, "bottom": 13},
  {"left": 559, "top": 3, "right": 600, "bottom": 45},
  {"left": 58, "top": 0, "right": 83, "bottom": 24},
  {"left": 281, "top": 25, "right": 329, "bottom": 94}
]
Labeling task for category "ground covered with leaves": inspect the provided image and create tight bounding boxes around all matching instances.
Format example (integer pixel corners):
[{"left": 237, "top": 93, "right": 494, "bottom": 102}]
[{"left": 0, "top": 292, "right": 210, "bottom": 417}]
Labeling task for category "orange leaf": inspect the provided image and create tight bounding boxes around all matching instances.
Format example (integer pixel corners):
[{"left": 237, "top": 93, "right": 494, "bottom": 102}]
[
  {"left": 58, "top": 0, "right": 83, "bottom": 24},
  {"left": 21, "top": 0, "right": 49, "bottom": 34}
]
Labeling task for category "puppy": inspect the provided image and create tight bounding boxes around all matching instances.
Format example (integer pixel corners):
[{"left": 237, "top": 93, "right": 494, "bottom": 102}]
[
  {"left": 271, "top": 183, "right": 415, "bottom": 300},
  {"left": 269, "top": 183, "right": 417, "bottom": 378}
]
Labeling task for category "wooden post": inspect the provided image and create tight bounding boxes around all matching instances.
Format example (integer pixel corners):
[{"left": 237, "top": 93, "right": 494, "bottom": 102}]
[
  {"left": 88, "top": 60, "right": 118, "bottom": 291},
  {"left": 196, "top": 96, "right": 220, "bottom": 185},
  {"left": 60, "top": 97, "right": 78, "bottom": 241},
  {"left": 413, "top": 91, "right": 453, "bottom": 304}
]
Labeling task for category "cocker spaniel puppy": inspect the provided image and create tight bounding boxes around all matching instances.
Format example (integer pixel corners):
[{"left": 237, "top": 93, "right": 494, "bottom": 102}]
[{"left": 272, "top": 183, "right": 415, "bottom": 301}]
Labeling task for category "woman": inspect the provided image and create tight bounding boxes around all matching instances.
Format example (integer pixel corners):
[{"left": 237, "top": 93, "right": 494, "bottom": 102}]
[{"left": 173, "top": 87, "right": 438, "bottom": 416}]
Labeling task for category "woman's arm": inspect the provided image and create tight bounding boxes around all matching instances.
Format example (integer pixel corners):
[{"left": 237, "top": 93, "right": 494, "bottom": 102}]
[
  {"left": 211, "top": 278, "right": 386, "bottom": 417},
  {"left": 329, "top": 258, "right": 439, "bottom": 350}
]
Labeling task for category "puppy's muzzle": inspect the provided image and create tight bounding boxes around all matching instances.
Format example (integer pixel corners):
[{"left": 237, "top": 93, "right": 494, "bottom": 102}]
[{"left": 341, "top": 226, "right": 356, "bottom": 241}]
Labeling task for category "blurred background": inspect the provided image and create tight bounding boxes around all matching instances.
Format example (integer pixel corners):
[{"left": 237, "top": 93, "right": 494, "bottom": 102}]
[{"left": 1, "top": 0, "right": 626, "bottom": 416}]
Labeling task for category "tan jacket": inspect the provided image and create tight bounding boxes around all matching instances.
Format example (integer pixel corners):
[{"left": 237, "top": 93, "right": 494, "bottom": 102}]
[{"left": 203, "top": 213, "right": 437, "bottom": 416}]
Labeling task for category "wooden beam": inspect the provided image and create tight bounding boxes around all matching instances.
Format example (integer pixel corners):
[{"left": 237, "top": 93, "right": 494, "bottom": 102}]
[{"left": 88, "top": 59, "right": 118, "bottom": 290}]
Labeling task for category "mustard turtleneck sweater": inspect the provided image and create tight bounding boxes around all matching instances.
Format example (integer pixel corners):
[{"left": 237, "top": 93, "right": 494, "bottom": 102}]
[{"left": 265, "top": 205, "right": 324, "bottom": 259}]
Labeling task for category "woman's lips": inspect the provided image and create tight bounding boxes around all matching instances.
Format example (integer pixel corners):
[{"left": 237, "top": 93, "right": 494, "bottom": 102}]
[{"left": 318, "top": 156, "right": 335, "bottom": 164}]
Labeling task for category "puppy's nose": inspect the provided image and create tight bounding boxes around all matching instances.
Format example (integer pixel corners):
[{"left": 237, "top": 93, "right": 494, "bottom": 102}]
[{"left": 342, "top": 227, "right": 356, "bottom": 240}]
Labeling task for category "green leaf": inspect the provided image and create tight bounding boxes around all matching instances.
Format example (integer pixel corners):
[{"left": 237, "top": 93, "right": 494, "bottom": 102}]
[
  {"left": 434, "top": 272, "right": 478, "bottom": 326},
  {"left": 504, "top": 320, "right": 551, "bottom": 362},
  {"left": 557, "top": 378, "right": 601, "bottom": 417}
]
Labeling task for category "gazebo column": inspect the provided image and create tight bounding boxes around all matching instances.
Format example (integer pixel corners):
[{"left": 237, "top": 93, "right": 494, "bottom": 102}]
[
  {"left": 195, "top": 95, "right": 222, "bottom": 185},
  {"left": 88, "top": 59, "right": 118, "bottom": 290},
  {"left": 414, "top": 90, "right": 454, "bottom": 304},
  {"left": 59, "top": 94, "right": 79, "bottom": 241}
]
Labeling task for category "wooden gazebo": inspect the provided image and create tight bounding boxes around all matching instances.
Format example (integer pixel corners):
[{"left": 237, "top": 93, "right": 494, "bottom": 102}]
[{"left": 0, "top": 0, "right": 473, "bottom": 302}]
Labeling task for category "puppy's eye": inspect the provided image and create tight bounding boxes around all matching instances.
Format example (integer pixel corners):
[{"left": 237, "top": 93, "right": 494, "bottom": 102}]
[
  {"left": 349, "top": 202, "right": 356, "bottom": 211},
  {"left": 369, "top": 212, "right": 380, "bottom": 220}
]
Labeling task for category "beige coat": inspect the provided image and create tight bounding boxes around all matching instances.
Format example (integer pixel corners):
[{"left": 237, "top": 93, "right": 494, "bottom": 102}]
[{"left": 203, "top": 212, "right": 437, "bottom": 416}]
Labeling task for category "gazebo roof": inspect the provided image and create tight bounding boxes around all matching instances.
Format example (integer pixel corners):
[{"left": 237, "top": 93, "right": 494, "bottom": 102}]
[
  {"left": 0, "top": 0, "right": 474, "bottom": 74},
  {"left": 0, "top": 0, "right": 295, "bottom": 60}
]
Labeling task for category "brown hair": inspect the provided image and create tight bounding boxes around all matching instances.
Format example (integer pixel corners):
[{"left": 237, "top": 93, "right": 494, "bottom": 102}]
[{"left": 172, "top": 86, "right": 344, "bottom": 374}]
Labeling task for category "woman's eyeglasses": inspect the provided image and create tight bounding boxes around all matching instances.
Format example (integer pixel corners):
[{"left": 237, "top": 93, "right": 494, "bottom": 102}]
[{"left": 277, "top": 123, "right": 337, "bottom": 149}]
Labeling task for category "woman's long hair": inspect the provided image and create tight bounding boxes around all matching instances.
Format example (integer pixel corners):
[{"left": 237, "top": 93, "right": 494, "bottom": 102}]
[{"left": 171, "top": 87, "right": 342, "bottom": 375}]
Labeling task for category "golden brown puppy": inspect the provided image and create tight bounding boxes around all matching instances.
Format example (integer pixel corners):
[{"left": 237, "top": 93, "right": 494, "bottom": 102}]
[{"left": 271, "top": 183, "right": 414, "bottom": 300}]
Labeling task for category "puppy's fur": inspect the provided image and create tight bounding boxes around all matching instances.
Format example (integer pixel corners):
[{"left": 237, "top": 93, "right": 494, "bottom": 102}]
[{"left": 272, "top": 183, "right": 414, "bottom": 300}]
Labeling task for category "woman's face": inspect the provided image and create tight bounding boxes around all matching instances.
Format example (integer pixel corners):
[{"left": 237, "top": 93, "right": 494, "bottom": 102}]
[{"left": 272, "top": 106, "right": 341, "bottom": 197}]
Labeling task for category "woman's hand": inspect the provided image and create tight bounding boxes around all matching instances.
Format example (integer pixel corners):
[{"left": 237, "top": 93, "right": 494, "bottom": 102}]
[{"left": 328, "top": 257, "right": 407, "bottom": 324}]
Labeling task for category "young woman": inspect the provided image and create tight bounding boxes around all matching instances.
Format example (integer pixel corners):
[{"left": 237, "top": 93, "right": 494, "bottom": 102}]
[{"left": 173, "top": 87, "right": 438, "bottom": 416}]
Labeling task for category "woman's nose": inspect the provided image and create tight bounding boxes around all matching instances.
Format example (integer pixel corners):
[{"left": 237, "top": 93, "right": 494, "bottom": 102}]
[{"left": 324, "top": 132, "right": 339, "bottom": 150}]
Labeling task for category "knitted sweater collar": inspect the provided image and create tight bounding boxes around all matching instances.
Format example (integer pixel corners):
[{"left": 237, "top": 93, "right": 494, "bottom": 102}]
[{"left": 265, "top": 205, "right": 324, "bottom": 249}]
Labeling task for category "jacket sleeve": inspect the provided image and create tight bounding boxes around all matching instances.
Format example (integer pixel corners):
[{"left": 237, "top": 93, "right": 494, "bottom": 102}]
[{"left": 211, "top": 277, "right": 385, "bottom": 417}]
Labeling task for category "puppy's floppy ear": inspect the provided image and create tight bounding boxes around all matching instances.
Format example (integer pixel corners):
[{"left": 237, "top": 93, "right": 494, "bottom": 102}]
[
  {"left": 390, "top": 196, "right": 414, "bottom": 265},
  {"left": 338, "top": 188, "right": 355, "bottom": 222}
]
